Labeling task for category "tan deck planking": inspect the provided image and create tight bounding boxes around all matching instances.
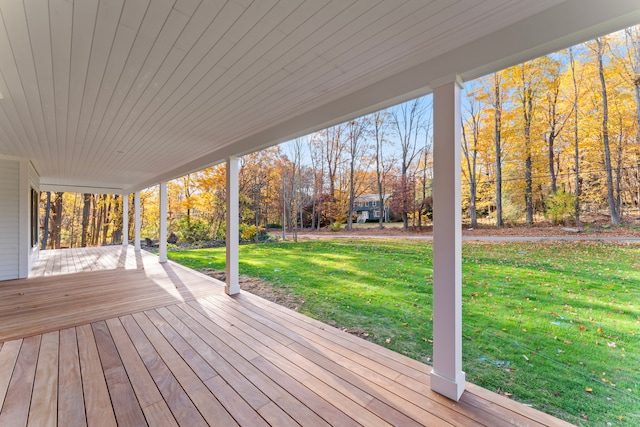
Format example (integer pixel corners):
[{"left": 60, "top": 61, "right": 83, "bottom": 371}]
[{"left": 0, "top": 246, "right": 575, "bottom": 426}]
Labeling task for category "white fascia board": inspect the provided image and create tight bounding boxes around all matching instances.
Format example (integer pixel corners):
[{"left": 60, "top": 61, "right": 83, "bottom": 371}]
[{"left": 40, "top": 183, "right": 126, "bottom": 195}]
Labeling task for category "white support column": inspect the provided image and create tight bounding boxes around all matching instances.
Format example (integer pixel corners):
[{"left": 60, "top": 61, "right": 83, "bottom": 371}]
[
  {"left": 430, "top": 76, "right": 465, "bottom": 401},
  {"left": 134, "top": 191, "right": 141, "bottom": 251},
  {"left": 122, "top": 193, "right": 129, "bottom": 247},
  {"left": 18, "top": 160, "right": 29, "bottom": 278},
  {"left": 159, "top": 182, "right": 168, "bottom": 263},
  {"left": 226, "top": 157, "right": 240, "bottom": 295}
]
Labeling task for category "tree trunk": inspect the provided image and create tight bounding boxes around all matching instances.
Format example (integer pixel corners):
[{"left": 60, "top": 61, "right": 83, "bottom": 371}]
[
  {"left": 569, "top": 48, "right": 581, "bottom": 224},
  {"left": 548, "top": 132, "right": 557, "bottom": 194},
  {"left": 347, "top": 155, "right": 355, "bottom": 230},
  {"left": 462, "top": 118, "right": 478, "bottom": 228},
  {"left": 494, "top": 73, "right": 504, "bottom": 227},
  {"left": 525, "top": 154, "right": 533, "bottom": 225},
  {"left": 636, "top": 81, "right": 640, "bottom": 215},
  {"left": 68, "top": 193, "right": 78, "bottom": 248},
  {"left": 521, "top": 68, "right": 534, "bottom": 226},
  {"left": 99, "top": 194, "right": 109, "bottom": 246},
  {"left": 91, "top": 196, "right": 100, "bottom": 246},
  {"left": 53, "top": 192, "right": 63, "bottom": 249},
  {"left": 374, "top": 112, "right": 387, "bottom": 230},
  {"left": 112, "top": 195, "right": 122, "bottom": 245},
  {"left": 41, "top": 191, "right": 51, "bottom": 250},
  {"left": 81, "top": 194, "right": 91, "bottom": 247},
  {"left": 596, "top": 38, "right": 620, "bottom": 225}
]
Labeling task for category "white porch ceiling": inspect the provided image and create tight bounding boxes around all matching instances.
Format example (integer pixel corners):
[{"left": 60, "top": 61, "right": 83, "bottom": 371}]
[{"left": 0, "top": 0, "right": 638, "bottom": 194}]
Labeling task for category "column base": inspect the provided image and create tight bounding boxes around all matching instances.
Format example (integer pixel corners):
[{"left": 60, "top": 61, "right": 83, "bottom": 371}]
[
  {"left": 431, "top": 369, "right": 466, "bottom": 401},
  {"left": 225, "top": 285, "right": 240, "bottom": 296}
]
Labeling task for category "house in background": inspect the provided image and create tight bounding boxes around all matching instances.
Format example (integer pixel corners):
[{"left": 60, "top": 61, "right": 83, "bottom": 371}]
[
  {"left": 0, "top": 0, "right": 638, "bottom": 410},
  {"left": 353, "top": 194, "right": 390, "bottom": 223}
]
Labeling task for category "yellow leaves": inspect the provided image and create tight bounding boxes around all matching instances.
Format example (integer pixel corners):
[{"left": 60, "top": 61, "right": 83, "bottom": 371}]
[{"left": 585, "top": 387, "right": 593, "bottom": 393}]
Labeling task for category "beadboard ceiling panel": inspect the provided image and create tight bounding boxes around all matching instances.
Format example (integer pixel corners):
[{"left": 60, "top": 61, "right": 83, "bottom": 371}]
[{"left": 0, "top": 0, "right": 638, "bottom": 193}]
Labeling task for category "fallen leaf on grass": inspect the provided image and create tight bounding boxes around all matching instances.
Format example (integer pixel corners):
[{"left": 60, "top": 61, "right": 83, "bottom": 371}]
[
  {"left": 585, "top": 387, "right": 593, "bottom": 393},
  {"left": 607, "top": 342, "right": 617, "bottom": 348}
]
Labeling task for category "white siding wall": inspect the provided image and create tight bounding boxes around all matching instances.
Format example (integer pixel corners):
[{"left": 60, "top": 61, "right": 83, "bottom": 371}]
[{"left": 0, "top": 159, "right": 20, "bottom": 280}]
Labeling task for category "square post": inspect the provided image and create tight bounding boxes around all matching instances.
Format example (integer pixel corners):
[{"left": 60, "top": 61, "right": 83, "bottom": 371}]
[
  {"left": 159, "top": 182, "right": 168, "bottom": 263},
  {"left": 122, "top": 193, "right": 129, "bottom": 247},
  {"left": 226, "top": 157, "right": 240, "bottom": 295},
  {"left": 18, "top": 160, "right": 29, "bottom": 278},
  {"left": 134, "top": 191, "right": 141, "bottom": 251},
  {"left": 430, "top": 76, "right": 465, "bottom": 401}
]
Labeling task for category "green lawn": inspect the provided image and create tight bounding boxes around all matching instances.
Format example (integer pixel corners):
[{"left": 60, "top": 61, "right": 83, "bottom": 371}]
[{"left": 168, "top": 240, "right": 640, "bottom": 426}]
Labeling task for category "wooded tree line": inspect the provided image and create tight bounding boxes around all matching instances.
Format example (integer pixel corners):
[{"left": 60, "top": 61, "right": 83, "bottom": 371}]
[
  {"left": 462, "top": 28, "right": 640, "bottom": 227},
  {"left": 40, "top": 192, "right": 126, "bottom": 249},
  {"left": 40, "top": 27, "right": 640, "bottom": 248}
]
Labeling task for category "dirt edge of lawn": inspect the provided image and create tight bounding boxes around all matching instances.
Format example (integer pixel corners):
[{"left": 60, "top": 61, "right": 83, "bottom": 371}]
[{"left": 197, "top": 268, "right": 372, "bottom": 340}]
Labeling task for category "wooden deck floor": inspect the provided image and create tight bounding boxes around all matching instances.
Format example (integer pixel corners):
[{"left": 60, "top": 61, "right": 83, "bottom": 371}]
[{"left": 0, "top": 247, "right": 573, "bottom": 426}]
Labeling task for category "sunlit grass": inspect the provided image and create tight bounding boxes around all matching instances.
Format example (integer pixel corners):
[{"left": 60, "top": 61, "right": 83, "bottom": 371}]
[{"left": 169, "top": 240, "right": 640, "bottom": 426}]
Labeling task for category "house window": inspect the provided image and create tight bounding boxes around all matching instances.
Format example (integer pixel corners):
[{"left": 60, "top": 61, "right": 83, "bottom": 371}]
[{"left": 30, "top": 188, "right": 38, "bottom": 247}]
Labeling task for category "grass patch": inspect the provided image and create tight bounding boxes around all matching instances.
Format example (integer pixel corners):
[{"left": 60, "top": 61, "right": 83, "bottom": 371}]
[{"left": 168, "top": 240, "right": 640, "bottom": 426}]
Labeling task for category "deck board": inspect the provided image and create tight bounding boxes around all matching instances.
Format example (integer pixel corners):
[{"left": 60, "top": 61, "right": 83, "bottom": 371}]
[
  {"left": 0, "top": 335, "right": 40, "bottom": 427},
  {"left": 58, "top": 328, "right": 87, "bottom": 427},
  {"left": 0, "top": 246, "right": 575, "bottom": 426},
  {"left": 27, "top": 331, "right": 58, "bottom": 427}
]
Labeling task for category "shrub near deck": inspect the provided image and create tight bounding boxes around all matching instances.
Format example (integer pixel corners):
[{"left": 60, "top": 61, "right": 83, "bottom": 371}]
[{"left": 169, "top": 240, "right": 640, "bottom": 426}]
